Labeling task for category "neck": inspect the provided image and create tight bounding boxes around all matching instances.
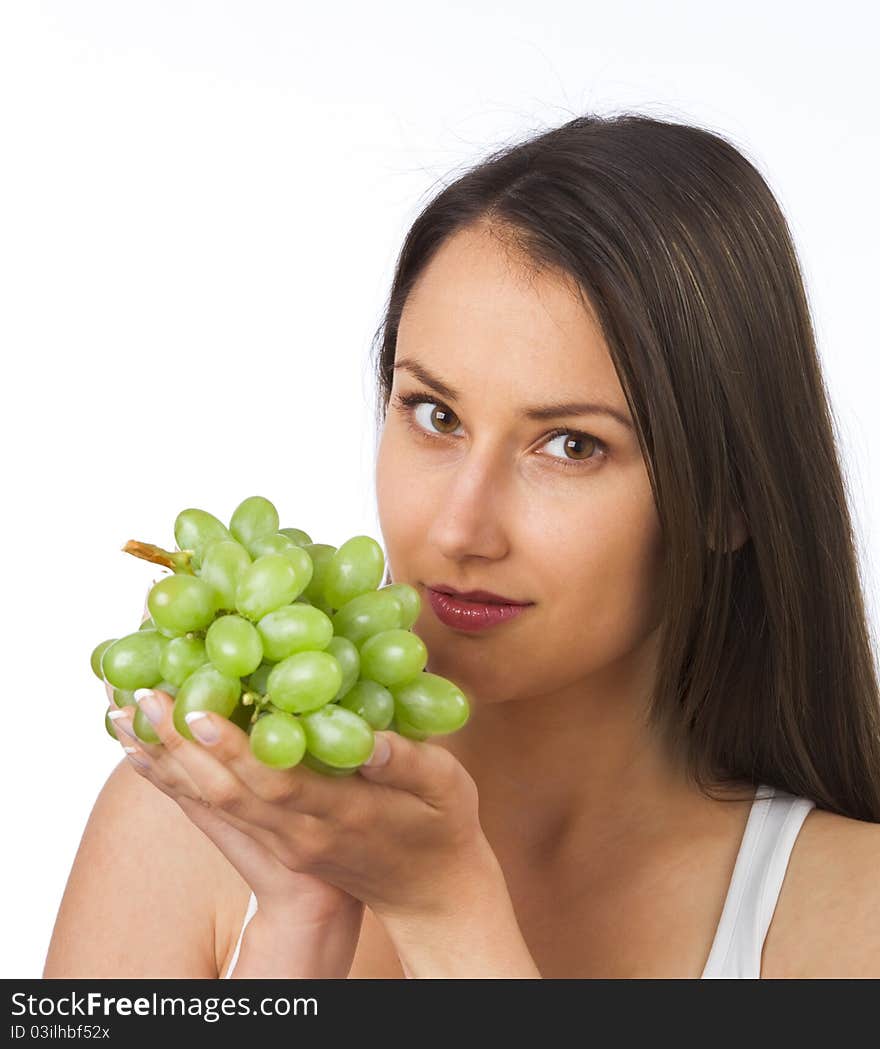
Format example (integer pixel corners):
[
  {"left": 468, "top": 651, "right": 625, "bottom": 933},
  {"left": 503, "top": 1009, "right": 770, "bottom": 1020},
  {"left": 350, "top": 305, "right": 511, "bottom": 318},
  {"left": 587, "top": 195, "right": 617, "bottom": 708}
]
[{"left": 439, "top": 628, "right": 735, "bottom": 874}]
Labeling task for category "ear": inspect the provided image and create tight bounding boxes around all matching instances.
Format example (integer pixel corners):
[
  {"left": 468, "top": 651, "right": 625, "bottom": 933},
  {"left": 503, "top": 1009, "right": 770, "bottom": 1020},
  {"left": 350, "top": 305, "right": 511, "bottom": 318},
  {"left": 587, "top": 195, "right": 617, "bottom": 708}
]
[{"left": 708, "top": 507, "right": 750, "bottom": 553}]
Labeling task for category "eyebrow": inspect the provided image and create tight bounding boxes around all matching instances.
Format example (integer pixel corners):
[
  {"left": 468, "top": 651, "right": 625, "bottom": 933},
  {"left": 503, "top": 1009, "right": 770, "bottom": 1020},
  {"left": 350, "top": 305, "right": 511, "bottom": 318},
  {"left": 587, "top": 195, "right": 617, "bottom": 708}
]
[{"left": 393, "top": 357, "right": 635, "bottom": 432}]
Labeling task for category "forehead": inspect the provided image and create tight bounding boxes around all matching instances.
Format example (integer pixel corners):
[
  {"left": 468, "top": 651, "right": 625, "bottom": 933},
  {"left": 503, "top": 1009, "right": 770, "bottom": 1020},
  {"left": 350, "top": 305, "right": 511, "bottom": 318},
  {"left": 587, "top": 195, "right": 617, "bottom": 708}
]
[{"left": 397, "top": 224, "right": 622, "bottom": 401}]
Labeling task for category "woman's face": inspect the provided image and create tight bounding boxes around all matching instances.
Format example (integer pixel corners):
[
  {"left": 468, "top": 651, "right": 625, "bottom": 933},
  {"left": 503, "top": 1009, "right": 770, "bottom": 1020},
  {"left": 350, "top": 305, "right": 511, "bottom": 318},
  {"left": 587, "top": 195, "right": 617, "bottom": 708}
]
[{"left": 375, "top": 223, "right": 664, "bottom": 707}]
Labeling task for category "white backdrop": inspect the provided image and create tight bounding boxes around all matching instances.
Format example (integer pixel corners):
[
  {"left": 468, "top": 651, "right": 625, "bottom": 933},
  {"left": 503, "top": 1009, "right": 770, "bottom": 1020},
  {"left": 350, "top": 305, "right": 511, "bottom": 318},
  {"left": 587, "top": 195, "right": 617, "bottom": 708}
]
[{"left": 1, "top": 0, "right": 877, "bottom": 977}]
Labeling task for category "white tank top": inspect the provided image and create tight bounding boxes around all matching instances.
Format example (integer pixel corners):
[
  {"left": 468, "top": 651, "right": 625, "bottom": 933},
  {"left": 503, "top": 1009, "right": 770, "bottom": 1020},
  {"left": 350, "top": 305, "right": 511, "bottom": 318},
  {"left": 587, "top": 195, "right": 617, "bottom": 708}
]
[
  {"left": 222, "top": 783, "right": 815, "bottom": 979},
  {"left": 700, "top": 784, "right": 815, "bottom": 977}
]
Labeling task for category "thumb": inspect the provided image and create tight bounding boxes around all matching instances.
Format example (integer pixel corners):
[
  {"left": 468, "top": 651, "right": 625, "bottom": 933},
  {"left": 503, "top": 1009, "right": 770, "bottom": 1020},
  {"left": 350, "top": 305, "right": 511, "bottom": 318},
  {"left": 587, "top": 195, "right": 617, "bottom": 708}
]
[
  {"left": 360, "top": 730, "right": 393, "bottom": 771},
  {"left": 357, "top": 731, "right": 457, "bottom": 806}
]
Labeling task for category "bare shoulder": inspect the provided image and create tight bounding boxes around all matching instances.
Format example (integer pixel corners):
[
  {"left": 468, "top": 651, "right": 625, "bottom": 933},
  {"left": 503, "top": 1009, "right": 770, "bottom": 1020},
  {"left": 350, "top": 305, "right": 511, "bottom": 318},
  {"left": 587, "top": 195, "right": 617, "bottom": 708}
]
[
  {"left": 762, "top": 807, "right": 880, "bottom": 978},
  {"left": 44, "top": 758, "right": 252, "bottom": 978}
]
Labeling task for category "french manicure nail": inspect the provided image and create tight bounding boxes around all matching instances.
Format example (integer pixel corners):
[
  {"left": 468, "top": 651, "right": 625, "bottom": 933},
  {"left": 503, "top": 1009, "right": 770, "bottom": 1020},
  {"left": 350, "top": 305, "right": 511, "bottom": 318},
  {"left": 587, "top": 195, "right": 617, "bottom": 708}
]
[
  {"left": 134, "top": 689, "right": 162, "bottom": 724},
  {"left": 110, "top": 712, "right": 138, "bottom": 740},
  {"left": 184, "top": 710, "right": 219, "bottom": 743},
  {"left": 124, "top": 746, "right": 149, "bottom": 768},
  {"left": 363, "top": 733, "right": 391, "bottom": 767}
]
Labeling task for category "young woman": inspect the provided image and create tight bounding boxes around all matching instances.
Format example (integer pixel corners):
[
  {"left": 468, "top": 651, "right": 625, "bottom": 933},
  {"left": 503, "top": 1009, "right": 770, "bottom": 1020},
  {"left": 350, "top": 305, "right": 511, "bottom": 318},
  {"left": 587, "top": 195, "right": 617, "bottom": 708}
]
[{"left": 44, "top": 113, "right": 880, "bottom": 979}]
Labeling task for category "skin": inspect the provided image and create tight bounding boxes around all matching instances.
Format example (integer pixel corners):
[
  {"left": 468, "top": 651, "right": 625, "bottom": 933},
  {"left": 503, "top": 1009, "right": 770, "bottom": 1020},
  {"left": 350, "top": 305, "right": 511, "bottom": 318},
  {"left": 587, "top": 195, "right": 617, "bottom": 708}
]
[
  {"left": 365, "top": 220, "right": 880, "bottom": 977},
  {"left": 45, "top": 221, "right": 880, "bottom": 979},
  {"left": 376, "top": 221, "right": 740, "bottom": 870}
]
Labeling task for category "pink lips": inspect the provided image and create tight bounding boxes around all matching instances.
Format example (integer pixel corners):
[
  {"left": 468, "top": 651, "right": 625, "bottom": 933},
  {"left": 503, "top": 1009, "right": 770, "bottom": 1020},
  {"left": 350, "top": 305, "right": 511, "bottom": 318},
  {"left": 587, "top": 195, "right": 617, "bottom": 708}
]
[
  {"left": 429, "top": 585, "right": 531, "bottom": 605},
  {"left": 426, "top": 587, "right": 533, "bottom": 632}
]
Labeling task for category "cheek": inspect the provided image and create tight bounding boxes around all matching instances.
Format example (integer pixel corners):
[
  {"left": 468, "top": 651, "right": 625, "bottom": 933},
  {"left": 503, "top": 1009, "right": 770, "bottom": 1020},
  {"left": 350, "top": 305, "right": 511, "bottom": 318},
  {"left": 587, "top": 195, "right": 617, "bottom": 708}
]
[{"left": 537, "top": 479, "right": 664, "bottom": 665}]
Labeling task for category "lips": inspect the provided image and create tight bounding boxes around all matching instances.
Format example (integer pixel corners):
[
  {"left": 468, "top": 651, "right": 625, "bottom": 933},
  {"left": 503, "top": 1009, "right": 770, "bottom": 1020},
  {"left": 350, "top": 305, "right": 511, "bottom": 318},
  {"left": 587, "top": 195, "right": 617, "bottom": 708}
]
[
  {"left": 425, "top": 587, "right": 533, "bottom": 632},
  {"left": 427, "top": 584, "right": 533, "bottom": 606}
]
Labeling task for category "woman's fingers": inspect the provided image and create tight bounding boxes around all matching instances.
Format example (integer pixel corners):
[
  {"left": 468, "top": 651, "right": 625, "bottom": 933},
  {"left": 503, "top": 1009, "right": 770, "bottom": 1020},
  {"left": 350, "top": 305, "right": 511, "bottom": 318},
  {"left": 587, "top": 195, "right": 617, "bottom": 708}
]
[
  {"left": 107, "top": 701, "right": 305, "bottom": 857},
  {"left": 358, "top": 731, "right": 474, "bottom": 810},
  {"left": 134, "top": 688, "right": 342, "bottom": 819},
  {"left": 107, "top": 704, "right": 198, "bottom": 789},
  {"left": 130, "top": 688, "right": 335, "bottom": 842}
]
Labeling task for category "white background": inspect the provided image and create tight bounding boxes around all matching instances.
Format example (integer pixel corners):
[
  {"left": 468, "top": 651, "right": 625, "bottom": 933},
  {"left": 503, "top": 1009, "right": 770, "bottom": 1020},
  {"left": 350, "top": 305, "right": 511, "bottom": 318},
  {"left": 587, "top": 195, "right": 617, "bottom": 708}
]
[{"left": 1, "top": 1, "right": 877, "bottom": 977}]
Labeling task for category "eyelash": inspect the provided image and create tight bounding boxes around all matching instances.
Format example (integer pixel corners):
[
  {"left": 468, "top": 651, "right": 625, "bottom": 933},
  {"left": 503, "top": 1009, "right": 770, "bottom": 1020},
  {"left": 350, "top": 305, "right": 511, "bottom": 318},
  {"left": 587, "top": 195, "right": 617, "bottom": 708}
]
[{"left": 391, "top": 390, "right": 608, "bottom": 472}]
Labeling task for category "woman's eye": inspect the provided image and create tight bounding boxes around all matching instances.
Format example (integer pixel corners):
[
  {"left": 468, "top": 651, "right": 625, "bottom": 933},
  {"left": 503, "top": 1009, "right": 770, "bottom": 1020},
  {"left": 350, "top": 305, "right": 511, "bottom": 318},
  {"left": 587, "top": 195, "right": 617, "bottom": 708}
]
[
  {"left": 542, "top": 430, "right": 603, "bottom": 465},
  {"left": 392, "top": 392, "right": 607, "bottom": 470},
  {"left": 412, "top": 400, "right": 462, "bottom": 435}
]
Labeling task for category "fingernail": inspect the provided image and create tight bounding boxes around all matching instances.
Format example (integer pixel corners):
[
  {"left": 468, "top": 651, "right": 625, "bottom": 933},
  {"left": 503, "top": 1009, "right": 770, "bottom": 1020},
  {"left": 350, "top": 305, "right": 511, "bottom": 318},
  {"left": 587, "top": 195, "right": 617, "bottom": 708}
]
[
  {"left": 109, "top": 710, "right": 137, "bottom": 740},
  {"left": 123, "top": 746, "right": 150, "bottom": 768},
  {"left": 363, "top": 733, "right": 390, "bottom": 767},
  {"left": 134, "top": 689, "right": 162, "bottom": 724},
  {"left": 184, "top": 710, "right": 219, "bottom": 743}
]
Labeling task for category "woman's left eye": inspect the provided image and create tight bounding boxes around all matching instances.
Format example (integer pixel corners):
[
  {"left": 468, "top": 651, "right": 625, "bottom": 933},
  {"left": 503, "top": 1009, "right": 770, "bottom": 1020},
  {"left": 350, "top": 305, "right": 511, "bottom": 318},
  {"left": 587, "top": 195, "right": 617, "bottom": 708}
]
[
  {"left": 391, "top": 392, "right": 608, "bottom": 471},
  {"left": 541, "top": 429, "right": 607, "bottom": 468}
]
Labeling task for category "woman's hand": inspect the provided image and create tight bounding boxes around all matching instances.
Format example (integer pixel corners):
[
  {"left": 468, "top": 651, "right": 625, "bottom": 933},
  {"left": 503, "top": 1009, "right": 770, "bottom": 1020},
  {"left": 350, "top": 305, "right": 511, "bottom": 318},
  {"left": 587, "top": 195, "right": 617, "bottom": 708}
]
[
  {"left": 105, "top": 683, "right": 365, "bottom": 977},
  {"left": 109, "top": 685, "right": 500, "bottom": 929}
]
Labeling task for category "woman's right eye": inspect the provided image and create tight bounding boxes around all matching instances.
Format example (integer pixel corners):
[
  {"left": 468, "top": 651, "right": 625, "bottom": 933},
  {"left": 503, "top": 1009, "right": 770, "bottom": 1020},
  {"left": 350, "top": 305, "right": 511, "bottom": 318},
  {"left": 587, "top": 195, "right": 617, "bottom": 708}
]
[
  {"left": 392, "top": 392, "right": 462, "bottom": 438},
  {"left": 411, "top": 399, "right": 462, "bottom": 436}
]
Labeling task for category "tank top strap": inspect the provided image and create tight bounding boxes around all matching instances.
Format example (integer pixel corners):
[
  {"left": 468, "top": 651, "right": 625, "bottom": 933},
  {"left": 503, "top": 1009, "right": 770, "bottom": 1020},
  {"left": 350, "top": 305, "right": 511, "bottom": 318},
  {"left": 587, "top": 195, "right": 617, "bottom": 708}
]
[
  {"left": 701, "top": 784, "right": 816, "bottom": 979},
  {"left": 222, "top": 891, "right": 259, "bottom": 979}
]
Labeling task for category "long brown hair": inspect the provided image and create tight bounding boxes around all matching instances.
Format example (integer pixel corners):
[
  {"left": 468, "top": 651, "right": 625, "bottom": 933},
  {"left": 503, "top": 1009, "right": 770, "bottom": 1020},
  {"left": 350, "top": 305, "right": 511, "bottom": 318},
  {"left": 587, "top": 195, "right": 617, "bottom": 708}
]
[{"left": 369, "top": 113, "right": 880, "bottom": 822}]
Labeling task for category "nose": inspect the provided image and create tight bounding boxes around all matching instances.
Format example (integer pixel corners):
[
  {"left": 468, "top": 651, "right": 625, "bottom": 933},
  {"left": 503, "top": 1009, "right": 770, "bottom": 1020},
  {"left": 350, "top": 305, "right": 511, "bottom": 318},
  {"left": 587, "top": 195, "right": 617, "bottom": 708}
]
[{"left": 423, "top": 448, "right": 512, "bottom": 563}]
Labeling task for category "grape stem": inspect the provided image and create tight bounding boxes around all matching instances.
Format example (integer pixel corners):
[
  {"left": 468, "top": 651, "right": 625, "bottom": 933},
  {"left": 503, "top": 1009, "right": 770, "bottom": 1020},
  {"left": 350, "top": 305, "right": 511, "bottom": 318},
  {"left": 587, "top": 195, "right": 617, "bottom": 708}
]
[{"left": 122, "top": 540, "right": 195, "bottom": 575}]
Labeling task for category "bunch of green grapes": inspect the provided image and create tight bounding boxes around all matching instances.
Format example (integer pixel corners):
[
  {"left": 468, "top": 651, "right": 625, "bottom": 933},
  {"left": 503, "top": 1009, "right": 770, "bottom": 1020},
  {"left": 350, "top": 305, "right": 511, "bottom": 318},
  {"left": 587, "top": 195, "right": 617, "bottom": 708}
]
[{"left": 90, "top": 495, "right": 469, "bottom": 775}]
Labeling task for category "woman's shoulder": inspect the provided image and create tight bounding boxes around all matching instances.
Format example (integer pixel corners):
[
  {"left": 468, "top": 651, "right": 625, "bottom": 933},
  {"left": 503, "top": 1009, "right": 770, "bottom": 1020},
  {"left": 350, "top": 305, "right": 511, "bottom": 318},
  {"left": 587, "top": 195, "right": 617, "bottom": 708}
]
[
  {"left": 107, "top": 760, "right": 254, "bottom": 977},
  {"left": 45, "top": 758, "right": 251, "bottom": 977},
  {"left": 762, "top": 806, "right": 880, "bottom": 977}
]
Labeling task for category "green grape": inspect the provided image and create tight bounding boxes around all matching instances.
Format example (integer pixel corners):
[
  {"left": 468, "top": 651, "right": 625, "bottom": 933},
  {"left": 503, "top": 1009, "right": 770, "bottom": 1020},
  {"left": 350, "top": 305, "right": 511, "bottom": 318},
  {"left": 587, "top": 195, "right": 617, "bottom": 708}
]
[
  {"left": 301, "top": 543, "right": 336, "bottom": 614},
  {"left": 300, "top": 704, "right": 375, "bottom": 769},
  {"left": 301, "top": 752, "right": 359, "bottom": 777},
  {"left": 392, "top": 714, "right": 430, "bottom": 741},
  {"left": 247, "top": 531, "right": 297, "bottom": 559},
  {"left": 245, "top": 532, "right": 310, "bottom": 565},
  {"left": 205, "top": 614, "right": 263, "bottom": 677},
  {"left": 249, "top": 711, "right": 307, "bottom": 769},
  {"left": 266, "top": 650, "right": 343, "bottom": 714},
  {"left": 338, "top": 679, "right": 394, "bottom": 730},
  {"left": 159, "top": 635, "right": 208, "bottom": 688},
  {"left": 279, "top": 527, "right": 313, "bottom": 546},
  {"left": 262, "top": 543, "right": 312, "bottom": 590},
  {"left": 378, "top": 583, "right": 421, "bottom": 630},
  {"left": 325, "top": 636, "right": 359, "bottom": 700},
  {"left": 256, "top": 604, "right": 333, "bottom": 662},
  {"left": 132, "top": 681, "right": 177, "bottom": 743},
  {"left": 390, "top": 672, "right": 470, "bottom": 736},
  {"left": 132, "top": 705, "right": 160, "bottom": 744},
  {"left": 112, "top": 688, "right": 137, "bottom": 708},
  {"left": 323, "top": 536, "right": 385, "bottom": 610},
  {"left": 358, "top": 628, "right": 428, "bottom": 687},
  {"left": 90, "top": 639, "right": 116, "bottom": 680},
  {"left": 229, "top": 495, "right": 279, "bottom": 550},
  {"left": 199, "top": 539, "right": 251, "bottom": 610},
  {"left": 102, "top": 630, "right": 165, "bottom": 690},
  {"left": 172, "top": 664, "right": 241, "bottom": 741},
  {"left": 332, "top": 590, "right": 404, "bottom": 646},
  {"left": 174, "top": 508, "right": 232, "bottom": 569},
  {"left": 235, "top": 554, "right": 309, "bottom": 621},
  {"left": 148, "top": 575, "right": 218, "bottom": 635},
  {"left": 138, "top": 617, "right": 155, "bottom": 631},
  {"left": 245, "top": 661, "right": 274, "bottom": 695}
]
